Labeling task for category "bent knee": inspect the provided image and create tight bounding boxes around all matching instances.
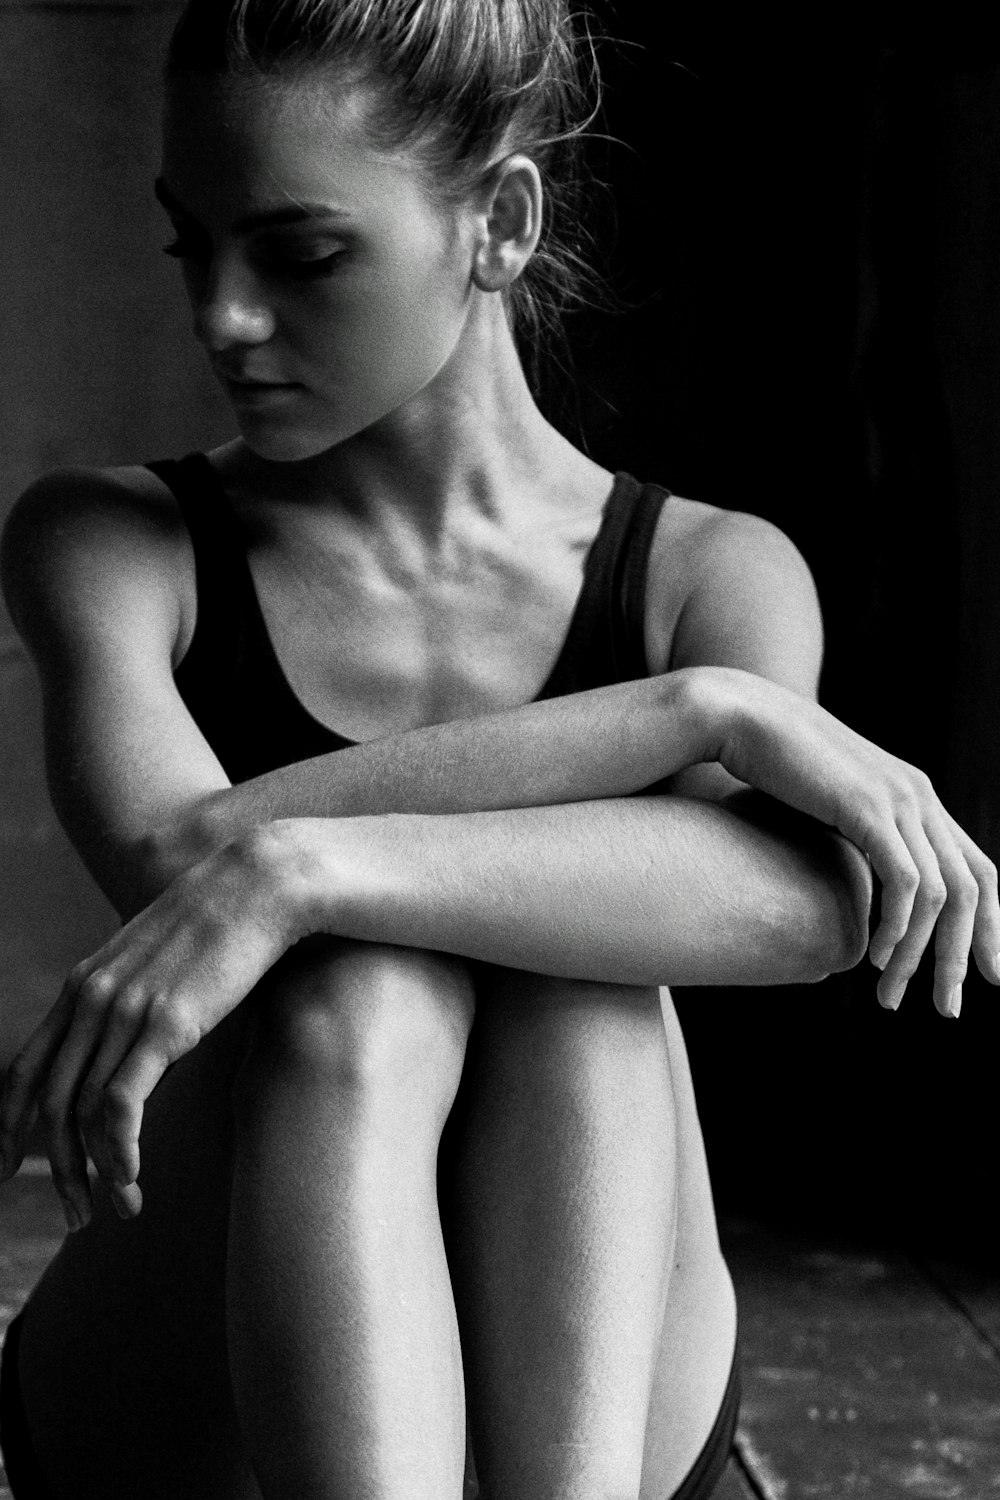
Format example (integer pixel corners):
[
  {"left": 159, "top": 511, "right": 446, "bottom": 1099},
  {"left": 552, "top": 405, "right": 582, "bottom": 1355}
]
[{"left": 236, "top": 941, "right": 475, "bottom": 1107}]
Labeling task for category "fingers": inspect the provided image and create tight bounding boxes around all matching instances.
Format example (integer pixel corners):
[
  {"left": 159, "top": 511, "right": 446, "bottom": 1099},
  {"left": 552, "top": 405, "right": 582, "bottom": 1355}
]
[
  {"left": 877, "top": 820, "right": 971, "bottom": 1016},
  {"left": 34, "top": 969, "right": 125, "bottom": 1230},
  {"left": 76, "top": 998, "right": 148, "bottom": 1189},
  {"left": 947, "top": 817, "right": 1000, "bottom": 988},
  {"left": 1, "top": 960, "right": 201, "bottom": 1228},
  {"left": 869, "top": 801, "right": 1000, "bottom": 1016},
  {"left": 871, "top": 820, "right": 946, "bottom": 1011},
  {"left": 63, "top": 999, "right": 195, "bottom": 1221},
  {"left": 98, "top": 1038, "right": 182, "bottom": 1213},
  {"left": 865, "top": 822, "right": 922, "bottom": 978},
  {"left": 0, "top": 987, "right": 77, "bottom": 1185},
  {"left": 0, "top": 845, "right": 282, "bottom": 1222}
]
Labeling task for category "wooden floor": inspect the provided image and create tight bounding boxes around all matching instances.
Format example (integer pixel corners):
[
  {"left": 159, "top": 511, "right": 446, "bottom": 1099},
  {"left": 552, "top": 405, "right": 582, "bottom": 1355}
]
[{"left": 2, "top": 1168, "right": 999, "bottom": 1498}]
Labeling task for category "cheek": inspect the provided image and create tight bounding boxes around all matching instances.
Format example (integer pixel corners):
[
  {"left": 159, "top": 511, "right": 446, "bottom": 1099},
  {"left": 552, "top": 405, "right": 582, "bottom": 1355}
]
[{"left": 315, "top": 258, "right": 470, "bottom": 399}]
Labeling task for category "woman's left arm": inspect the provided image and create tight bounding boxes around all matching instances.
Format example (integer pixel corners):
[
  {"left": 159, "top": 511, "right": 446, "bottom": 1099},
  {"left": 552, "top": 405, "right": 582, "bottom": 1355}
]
[{"left": 189, "top": 504, "right": 873, "bottom": 991}]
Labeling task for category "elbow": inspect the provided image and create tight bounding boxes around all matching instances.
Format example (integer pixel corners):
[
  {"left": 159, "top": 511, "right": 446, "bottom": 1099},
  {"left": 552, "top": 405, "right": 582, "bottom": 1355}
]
[
  {"left": 805, "top": 893, "right": 870, "bottom": 982},
  {"left": 785, "top": 848, "right": 873, "bottom": 984},
  {"left": 767, "top": 899, "right": 867, "bottom": 987}
]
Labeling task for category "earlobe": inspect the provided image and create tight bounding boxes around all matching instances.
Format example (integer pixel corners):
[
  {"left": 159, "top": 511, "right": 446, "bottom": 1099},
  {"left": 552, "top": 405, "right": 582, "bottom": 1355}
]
[
  {"left": 471, "top": 154, "right": 543, "bottom": 293},
  {"left": 472, "top": 238, "right": 524, "bottom": 294}
]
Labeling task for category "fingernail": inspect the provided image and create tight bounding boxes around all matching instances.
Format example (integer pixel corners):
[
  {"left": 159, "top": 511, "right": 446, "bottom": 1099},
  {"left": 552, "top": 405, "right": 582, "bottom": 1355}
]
[{"left": 949, "top": 987, "right": 962, "bottom": 1019}]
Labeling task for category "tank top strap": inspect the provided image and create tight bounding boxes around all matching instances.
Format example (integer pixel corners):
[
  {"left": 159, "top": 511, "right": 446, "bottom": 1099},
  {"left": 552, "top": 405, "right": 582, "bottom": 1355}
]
[
  {"left": 146, "top": 451, "right": 326, "bottom": 780},
  {"left": 146, "top": 451, "right": 255, "bottom": 675},
  {"left": 538, "top": 472, "right": 671, "bottom": 699}
]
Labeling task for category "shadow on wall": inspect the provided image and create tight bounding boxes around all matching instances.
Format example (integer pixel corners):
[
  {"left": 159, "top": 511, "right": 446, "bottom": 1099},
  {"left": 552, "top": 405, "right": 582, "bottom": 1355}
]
[{"left": 1, "top": 0, "right": 229, "bottom": 1063}]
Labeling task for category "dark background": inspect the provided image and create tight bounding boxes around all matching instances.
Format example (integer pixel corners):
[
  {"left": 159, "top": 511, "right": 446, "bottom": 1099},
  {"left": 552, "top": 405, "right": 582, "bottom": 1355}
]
[{"left": 571, "top": 11, "right": 1000, "bottom": 1259}]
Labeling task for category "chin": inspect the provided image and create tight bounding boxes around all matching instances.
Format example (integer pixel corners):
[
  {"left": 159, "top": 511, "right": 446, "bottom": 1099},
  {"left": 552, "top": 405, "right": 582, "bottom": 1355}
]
[{"left": 235, "top": 415, "right": 346, "bottom": 464}]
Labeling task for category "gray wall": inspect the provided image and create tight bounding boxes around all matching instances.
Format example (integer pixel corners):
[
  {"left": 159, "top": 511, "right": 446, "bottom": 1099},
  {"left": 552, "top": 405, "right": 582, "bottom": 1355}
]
[{"left": 1, "top": 0, "right": 230, "bottom": 1058}]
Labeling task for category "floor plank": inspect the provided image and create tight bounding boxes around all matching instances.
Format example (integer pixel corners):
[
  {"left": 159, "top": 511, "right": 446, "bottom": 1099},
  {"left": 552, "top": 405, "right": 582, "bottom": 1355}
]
[
  {"left": 723, "top": 1217, "right": 1000, "bottom": 1498},
  {"left": 925, "top": 1261, "right": 1000, "bottom": 1360},
  {"left": 5, "top": 1177, "right": 999, "bottom": 1499},
  {"left": 715, "top": 1456, "right": 762, "bottom": 1499}
]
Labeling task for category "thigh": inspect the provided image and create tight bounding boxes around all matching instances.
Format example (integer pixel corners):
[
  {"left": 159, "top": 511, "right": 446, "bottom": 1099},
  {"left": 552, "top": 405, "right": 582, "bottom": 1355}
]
[{"left": 445, "top": 970, "right": 738, "bottom": 1498}]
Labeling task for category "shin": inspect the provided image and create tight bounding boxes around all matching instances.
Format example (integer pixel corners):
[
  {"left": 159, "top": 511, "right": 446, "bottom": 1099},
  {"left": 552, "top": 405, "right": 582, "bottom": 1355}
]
[{"left": 229, "top": 940, "right": 476, "bottom": 1500}]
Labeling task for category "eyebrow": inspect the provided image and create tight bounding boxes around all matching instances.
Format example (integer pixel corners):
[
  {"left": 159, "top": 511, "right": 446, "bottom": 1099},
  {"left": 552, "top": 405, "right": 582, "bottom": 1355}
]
[{"left": 153, "top": 176, "right": 352, "bottom": 231}]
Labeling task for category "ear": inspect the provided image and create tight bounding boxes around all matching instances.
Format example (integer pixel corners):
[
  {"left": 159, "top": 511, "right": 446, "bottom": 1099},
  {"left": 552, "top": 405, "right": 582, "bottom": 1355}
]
[{"left": 471, "top": 154, "right": 543, "bottom": 293}]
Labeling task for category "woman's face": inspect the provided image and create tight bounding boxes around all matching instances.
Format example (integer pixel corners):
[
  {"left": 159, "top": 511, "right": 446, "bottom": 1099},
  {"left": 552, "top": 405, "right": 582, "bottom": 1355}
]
[{"left": 160, "top": 71, "right": 480, "bottom": 461}]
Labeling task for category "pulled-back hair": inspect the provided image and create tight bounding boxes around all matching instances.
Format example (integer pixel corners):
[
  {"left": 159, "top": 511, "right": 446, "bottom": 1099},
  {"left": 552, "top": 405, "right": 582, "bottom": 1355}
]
[{"left": 167, "top": 0, "right": 604, "bottom": 392}]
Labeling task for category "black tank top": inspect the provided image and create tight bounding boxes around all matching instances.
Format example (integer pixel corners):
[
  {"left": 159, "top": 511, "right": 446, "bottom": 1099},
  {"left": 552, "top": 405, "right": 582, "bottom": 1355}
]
[{"left": 147, "top": 453, "right": 671, "bottom": 784}]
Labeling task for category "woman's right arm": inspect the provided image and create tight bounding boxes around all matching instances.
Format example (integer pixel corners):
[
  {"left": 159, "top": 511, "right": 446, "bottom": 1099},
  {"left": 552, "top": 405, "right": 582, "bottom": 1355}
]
[
  {"left": 1, "top": 469, "right": 233, "bottom": 918},
  {"left": 4, "top": 469, "right": 998, "bottom": 988}
]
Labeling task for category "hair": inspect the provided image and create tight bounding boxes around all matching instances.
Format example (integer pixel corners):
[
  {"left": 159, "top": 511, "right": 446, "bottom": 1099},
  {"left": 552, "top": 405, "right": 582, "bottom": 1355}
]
[{"left": 166, "top": 0, "right": 606, "bottom": 397}]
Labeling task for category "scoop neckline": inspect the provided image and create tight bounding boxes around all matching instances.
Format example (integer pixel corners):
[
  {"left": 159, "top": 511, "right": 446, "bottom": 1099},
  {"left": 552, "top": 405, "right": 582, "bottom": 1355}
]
[{"left": 186, "top": 454, "right": 632, "bottom": 746}]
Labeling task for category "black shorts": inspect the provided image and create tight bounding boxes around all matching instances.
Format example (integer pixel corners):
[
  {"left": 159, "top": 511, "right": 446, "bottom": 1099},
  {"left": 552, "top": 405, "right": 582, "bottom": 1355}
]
[{"left": 0, "top": 1315, "right": 54, "bottom": 1499}]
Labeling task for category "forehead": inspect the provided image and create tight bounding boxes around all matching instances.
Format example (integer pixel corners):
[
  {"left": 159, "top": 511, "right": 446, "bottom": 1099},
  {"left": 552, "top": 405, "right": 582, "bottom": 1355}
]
[{"left": 161, "top": 71, "right": 426, "bottom": 222}]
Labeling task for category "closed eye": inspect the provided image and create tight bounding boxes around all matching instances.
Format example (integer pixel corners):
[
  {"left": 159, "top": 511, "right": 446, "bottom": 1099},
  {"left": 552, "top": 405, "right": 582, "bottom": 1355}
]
[
  {"left": 254, "top": 245, "right": 347, "bottom": 280},
  {"left": 160, "top": 240, "right": 344, "bottom": 280}
]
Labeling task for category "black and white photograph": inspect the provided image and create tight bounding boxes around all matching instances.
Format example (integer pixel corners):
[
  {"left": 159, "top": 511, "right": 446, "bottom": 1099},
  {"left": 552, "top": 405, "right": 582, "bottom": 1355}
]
[{"left": 1, "top": 4, "right": 999, "bottom": 1496}]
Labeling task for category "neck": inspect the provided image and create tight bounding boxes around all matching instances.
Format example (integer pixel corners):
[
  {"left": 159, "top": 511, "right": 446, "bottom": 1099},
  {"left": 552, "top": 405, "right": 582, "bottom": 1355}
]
[{"left": 226, "top": 299, "right": 604, "bottom": 546}]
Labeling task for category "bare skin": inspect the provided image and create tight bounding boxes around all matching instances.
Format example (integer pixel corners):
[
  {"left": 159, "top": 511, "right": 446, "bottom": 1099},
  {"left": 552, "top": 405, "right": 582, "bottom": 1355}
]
[{"left": 2, "top": 65, "right": 998, "bottom": 1500}]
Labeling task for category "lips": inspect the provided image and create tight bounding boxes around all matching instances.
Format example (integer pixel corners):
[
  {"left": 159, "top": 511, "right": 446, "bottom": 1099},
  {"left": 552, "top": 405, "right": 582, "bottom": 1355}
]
[
  {"left": 217, "top": 371, "right": 304, "bottom": 411},
  {"left": 214, "top": 363, "right": 299, "bottom": 387},
  {"left": 224, "top": 375, "right": 297, "bottom": 390}
]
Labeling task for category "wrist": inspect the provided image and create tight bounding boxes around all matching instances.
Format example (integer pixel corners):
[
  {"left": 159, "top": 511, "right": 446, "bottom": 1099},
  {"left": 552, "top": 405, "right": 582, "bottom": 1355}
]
[
  {"left": 674, "top": 665, "right": 746, "bottom": 766},
  {"left": 259, "top": 815, "right": 403, "bottom": 945},
  {"left": 239, "top": 818, "right": 338, "bottom": 944}
]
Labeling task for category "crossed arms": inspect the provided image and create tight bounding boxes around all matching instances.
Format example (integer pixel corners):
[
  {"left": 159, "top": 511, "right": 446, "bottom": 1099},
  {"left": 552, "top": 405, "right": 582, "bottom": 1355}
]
[{"left": 1, "top": 468, "right": 996, "bottom": 1224}]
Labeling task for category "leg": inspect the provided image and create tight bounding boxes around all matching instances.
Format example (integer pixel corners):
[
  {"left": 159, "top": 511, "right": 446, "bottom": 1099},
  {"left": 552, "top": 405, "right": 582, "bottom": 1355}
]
[
  {"left": 16, "top": 1001, "right": 261, "bottom": 1499},
  {"left": 447, "top": 968, "right": 678, "bottom": 1500},
  {"left": 639, "top": 992, "right": 738, "bottom": 1498},
  {"left": 16, "top": 940, "right": 475, "bottom": 1500},
  {"left": 229, "top": 940, "right": 476, "bottom": 1500}
]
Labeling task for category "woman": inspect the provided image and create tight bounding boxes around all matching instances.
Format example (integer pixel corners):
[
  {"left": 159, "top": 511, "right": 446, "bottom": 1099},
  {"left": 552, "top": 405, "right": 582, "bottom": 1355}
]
[{"left": 0, "top": 2, "right": 996, "bottom": 1496}]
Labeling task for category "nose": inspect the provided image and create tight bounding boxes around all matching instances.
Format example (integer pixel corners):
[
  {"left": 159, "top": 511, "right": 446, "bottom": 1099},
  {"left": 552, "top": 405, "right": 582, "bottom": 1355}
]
[{"left": 191, "top": 254, "right": 275, "bottom": 352}]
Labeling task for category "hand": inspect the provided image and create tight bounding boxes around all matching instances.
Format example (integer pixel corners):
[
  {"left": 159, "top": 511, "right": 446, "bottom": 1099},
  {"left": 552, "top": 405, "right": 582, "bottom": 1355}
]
[
  {"left": 0, "top": 824, "right": 305, "bottom": 1230},
  {"left": 705, "top": 667, "right": 1000, "bottom": 1014}
]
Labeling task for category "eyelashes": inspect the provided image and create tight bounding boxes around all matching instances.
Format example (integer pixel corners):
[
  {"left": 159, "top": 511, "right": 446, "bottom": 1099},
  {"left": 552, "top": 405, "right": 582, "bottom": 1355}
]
[{"left": 161, "top": 239, "right": 345, "bottom": 280}]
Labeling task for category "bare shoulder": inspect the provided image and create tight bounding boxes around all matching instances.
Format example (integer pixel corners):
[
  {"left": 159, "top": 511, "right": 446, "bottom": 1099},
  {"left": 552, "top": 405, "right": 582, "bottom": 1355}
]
[
  {"left": 645, "top": 495, "right": 823, "bottom": 690},
  {"left": 1, "top": 463, "right": 195, "bottom": 665}
]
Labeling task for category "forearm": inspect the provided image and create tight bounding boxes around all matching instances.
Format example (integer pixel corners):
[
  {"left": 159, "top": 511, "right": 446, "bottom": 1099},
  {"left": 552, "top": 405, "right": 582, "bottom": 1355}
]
[
  {"left": 154, "top": 672, "right": 713, "bottom": 877},
  {"left": 275, "top": 794, "right": 871, "bottom": 987}
]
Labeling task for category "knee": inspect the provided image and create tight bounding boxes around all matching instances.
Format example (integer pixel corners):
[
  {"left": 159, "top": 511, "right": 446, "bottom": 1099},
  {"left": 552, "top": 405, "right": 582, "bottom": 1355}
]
[{"left": 235, "top": 941, "right": 476, "bottom": 1115}]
